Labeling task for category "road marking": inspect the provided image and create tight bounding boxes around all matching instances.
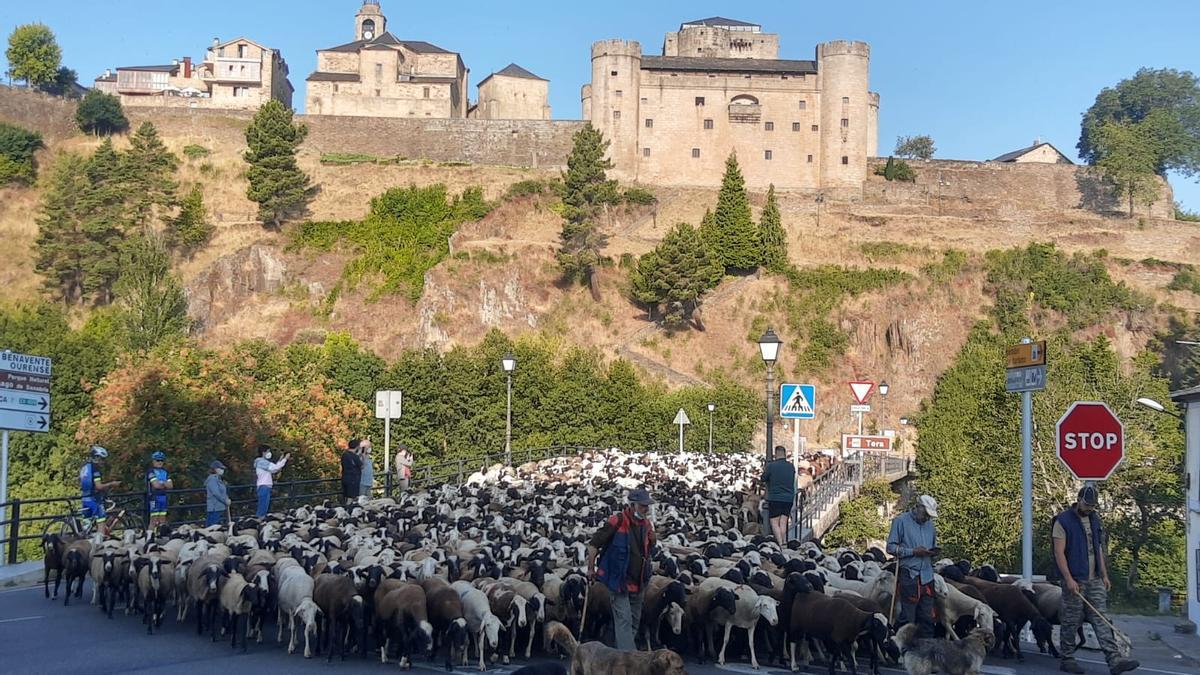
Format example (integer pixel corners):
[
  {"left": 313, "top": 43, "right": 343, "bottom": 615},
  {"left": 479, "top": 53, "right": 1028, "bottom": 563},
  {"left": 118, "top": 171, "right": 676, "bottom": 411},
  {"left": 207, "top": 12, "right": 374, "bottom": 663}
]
[
  {"left": 0, "top": 585, "right": 40, "bottom": 595},
  {"left": 1077, "top": 659, "right": 1197, "bottom": 675},
  {"left": 0, "top": 615, "right": 44, "bottom": 623}
]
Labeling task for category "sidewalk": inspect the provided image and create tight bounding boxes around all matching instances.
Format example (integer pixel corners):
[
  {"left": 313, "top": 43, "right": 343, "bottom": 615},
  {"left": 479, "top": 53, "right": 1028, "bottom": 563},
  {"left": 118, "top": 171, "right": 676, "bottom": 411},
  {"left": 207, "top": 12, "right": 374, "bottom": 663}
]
[
  {"left": 0, "top": 560, "right": 43, "bottom": 588},
  {"left": 1108, "top": 615, "right": 1200, "bottom": 671}
]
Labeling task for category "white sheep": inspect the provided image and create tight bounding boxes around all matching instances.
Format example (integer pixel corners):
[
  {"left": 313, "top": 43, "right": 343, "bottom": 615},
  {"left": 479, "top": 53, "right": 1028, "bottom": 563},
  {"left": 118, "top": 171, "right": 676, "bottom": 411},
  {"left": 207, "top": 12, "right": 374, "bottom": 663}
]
[{"left": 451, "top": 580, "right": 503, "bottom": 671}]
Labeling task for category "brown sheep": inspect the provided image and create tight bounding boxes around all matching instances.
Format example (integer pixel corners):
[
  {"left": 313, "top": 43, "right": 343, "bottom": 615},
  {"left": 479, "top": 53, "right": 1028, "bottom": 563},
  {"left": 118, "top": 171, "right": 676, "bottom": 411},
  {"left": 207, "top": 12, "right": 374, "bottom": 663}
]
[
  {"left": 961, "top": 576, "right": 1053, "bottom": 661},
  {"left": 62, "top": 538, "right": 92, "bottom": 606},
  {"left": 314, "top": 572, "right": 367, "bottom": 662},
  {"left": 420, "top": 576, "right": 470, "bottom": 671},
  {"left": 41, "top": 533, "right": 71, "bottom": 599},
  {"left": 786, "top": 573, "right": 891, "bottom": 675},
  {"left": 376, "top": 582, "right": 433, "bottom": 668},
  {"left": 186, "top": 553, "right": 228, "bottom": 640}
]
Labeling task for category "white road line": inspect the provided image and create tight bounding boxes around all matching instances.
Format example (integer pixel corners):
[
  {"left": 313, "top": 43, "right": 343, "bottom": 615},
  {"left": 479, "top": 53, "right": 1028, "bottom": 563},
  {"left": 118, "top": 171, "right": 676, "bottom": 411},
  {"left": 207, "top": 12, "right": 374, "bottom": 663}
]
[
  {"left": 0, "top": 615, "right": 44, "bottom": 623},
  {"left": 1077, "top": 659, "right": 1198, "bottom": 675}
]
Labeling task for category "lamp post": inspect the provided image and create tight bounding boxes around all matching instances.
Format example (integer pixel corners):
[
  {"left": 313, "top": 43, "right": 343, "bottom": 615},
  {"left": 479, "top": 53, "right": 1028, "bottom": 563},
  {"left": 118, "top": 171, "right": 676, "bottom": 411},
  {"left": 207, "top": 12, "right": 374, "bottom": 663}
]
[
  {"left": 758, "top": 329, "right": 783, "bottom": 465},
  {"left": 878, "top": 379, "right": 890, "bottom": 432},
  {"left": 707, "top": 402, "right": 716, "bottom": 453},
  {"left": 502, "top": 352, "right": 516, "bottom": 467}
]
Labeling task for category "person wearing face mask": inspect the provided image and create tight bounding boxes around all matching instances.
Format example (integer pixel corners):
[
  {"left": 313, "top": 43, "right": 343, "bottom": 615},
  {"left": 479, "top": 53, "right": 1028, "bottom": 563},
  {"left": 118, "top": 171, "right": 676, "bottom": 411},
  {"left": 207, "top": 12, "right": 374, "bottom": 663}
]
[
  {"left": 586, "top": 487, "right": 656, "bottom": 651},
  {"left": 1053, "top": 486, "right": 1139, "bottom": 675},
  {"left": 887, "top": 494, "right": 940, "bottom": 638},
  {"left": 253, "top": 444, "right": 290, "bottom": 517},
  {"left": 205, "top": 460, "right": 230, "bottom": 526}
]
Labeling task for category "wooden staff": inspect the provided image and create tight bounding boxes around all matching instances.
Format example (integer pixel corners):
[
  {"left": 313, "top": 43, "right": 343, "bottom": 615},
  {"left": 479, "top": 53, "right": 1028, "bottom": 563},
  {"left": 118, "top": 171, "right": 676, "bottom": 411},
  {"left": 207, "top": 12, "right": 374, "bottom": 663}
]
[
  {"left": 579, "top": 577, "right": 591, "bottom": 637},
  {"left": 1077, "top": 590, "right": 1126, "bottom": 640}
]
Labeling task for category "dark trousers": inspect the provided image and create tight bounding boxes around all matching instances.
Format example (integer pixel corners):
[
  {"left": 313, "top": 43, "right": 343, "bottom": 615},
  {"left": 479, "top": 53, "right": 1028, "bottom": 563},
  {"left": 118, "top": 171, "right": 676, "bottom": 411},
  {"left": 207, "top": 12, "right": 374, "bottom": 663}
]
[{"left": 899, "top": 571, "right": 936, "bottom": 638}]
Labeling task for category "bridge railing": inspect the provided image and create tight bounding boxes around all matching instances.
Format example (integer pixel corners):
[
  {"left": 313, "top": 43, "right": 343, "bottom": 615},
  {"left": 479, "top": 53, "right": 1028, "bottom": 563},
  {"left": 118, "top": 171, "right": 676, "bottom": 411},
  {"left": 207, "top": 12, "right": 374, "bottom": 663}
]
[
  {"left": 800, "top": 450, "right": 914, "bottom": 539},
  {"left": 0, "top": 445, "right": 601, "bottom": 565}
]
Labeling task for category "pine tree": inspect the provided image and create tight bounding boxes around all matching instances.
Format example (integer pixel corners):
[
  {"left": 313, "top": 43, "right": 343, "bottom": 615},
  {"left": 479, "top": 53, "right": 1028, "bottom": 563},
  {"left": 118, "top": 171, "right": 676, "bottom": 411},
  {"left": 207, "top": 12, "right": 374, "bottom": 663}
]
[
  {"left": 628, "top": 222, "right": 722, "bottom": 327},
  {"left": 77, "top": 139, "right": 130, "bottom": 304},
  {"left": 699, "top": 207, "right": 718, "bottom": 255},
  {"left": 113, "top": 233, "right": 190, "bottom": 351},
  {"left": 244, "top": 100, "right": 314, "bottom": 228},
  {"left": 167, "top": 185, "right": 214, "bottom": 257},
  {"left": 557, "top": 123, "right": 619, "bottom": 297},
  {"left": 123, "top": 122, "right": 178, "bottom": 228},
  {"left": 34, "top": 153, "right": 90, "bottom": 302},
  {"left": 712, "top": 152, "right": 760, "bottom": 271},
  {"left": 758, "top": 184, "right": 788, "bottom": 272}
]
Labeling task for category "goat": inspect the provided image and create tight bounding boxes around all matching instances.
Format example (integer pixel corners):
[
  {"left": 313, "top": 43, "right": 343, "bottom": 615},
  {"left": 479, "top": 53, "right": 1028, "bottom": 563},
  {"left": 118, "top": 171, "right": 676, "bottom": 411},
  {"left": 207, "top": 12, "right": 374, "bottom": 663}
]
[{"left": 42, "top": 533, "right": 70, "bottom": 599}]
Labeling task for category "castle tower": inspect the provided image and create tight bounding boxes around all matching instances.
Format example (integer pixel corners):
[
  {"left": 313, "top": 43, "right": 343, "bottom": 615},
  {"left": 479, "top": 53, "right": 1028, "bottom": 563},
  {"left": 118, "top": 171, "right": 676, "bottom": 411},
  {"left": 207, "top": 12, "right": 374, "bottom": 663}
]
[
  {"left": 356, "top": 1, "right": 387, "bottom": 40},
  {"left": 817, "top": 41, "right": 871, "bottom": 192},
  {"left": 588, "top": 40, "right": 642, "bottom": 180}
]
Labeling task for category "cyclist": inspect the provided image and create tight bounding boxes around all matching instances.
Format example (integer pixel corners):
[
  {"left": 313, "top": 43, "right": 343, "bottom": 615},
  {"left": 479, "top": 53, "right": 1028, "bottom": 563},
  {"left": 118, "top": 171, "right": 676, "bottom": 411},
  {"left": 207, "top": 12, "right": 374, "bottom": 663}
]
[
  {"left": 80, "top": 445, "right": 121, "bottom": 533},
  {"left": 146, "top": 451, "right": 173, "bottom": 534}
]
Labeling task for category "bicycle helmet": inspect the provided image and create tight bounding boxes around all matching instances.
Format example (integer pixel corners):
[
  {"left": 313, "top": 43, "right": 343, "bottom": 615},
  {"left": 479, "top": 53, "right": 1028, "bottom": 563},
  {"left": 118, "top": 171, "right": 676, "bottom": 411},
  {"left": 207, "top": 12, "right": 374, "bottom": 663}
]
[
  {"left": 90, "top": 445, "right": 108, "bottom": 459},
  {"left": 151, "top": 450, "right": 166, "bottom": 461}
]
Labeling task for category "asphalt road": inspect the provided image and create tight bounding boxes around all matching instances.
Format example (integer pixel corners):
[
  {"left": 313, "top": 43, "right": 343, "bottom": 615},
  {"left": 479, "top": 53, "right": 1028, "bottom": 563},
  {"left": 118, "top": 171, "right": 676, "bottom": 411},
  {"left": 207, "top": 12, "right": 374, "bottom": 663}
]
[{"left": 1, "top": 581, "right": 1195, "bottom": 675}]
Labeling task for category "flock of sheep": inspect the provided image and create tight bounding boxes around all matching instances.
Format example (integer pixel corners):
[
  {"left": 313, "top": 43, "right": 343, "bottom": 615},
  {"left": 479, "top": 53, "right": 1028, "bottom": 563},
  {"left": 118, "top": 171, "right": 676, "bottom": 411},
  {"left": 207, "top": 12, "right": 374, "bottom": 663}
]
[{"left": 37, "top": 450, "right": 1097, "bottom": 674}]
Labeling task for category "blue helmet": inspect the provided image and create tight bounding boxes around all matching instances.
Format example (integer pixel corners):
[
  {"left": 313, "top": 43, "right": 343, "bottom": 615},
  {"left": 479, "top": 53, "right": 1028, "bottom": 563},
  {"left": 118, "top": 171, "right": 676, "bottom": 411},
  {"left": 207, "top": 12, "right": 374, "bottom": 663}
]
[{"left": 151, "top": 451, "right": 166, "bottom": 462}]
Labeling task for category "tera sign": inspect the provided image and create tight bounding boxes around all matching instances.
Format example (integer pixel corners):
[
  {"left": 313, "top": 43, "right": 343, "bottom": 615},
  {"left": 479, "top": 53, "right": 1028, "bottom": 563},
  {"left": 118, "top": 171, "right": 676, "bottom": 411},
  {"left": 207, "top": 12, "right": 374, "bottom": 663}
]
[{"left": 1056, "top": 401, "right": 1124, "bottom": 481}]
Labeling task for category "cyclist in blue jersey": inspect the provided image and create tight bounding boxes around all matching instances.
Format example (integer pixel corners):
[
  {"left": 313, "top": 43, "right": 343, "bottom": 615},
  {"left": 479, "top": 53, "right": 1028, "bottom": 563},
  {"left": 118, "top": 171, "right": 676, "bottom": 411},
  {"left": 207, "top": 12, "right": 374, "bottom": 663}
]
[
  {"left": 80, "top": 446, "right": 121, "bottom": 533},
  {"left": 146, "top": 451, "right": 173, "bottom": 534}
]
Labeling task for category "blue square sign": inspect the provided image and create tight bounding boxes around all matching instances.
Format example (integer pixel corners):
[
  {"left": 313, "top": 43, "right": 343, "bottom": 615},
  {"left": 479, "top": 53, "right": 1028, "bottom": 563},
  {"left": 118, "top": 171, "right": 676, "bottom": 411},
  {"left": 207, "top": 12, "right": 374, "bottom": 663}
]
[{"left": 780, "top": 384, "right": 816, "bottom": 419}]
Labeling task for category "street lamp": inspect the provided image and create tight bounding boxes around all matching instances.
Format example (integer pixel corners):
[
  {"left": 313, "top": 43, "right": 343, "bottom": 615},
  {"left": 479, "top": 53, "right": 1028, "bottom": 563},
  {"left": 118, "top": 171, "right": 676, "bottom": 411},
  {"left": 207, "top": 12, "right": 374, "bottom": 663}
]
[
  {"left": 707, "top": 402, "right": 716, "bottom": 453},
  {"left": 900, "top": 416, "right": 910, "bottom": 426},
  {"left": 758, "top": 328, "right": 783, "bottom": 465},
  {"left": 502, "top": 352, "right": 516, "bottom": 467},
  {"left": 1137, "top": 397, "right": 1183, "bottom": 420},
  {"left": 878, "top": 380, "right": 890, "bottom": 431}
]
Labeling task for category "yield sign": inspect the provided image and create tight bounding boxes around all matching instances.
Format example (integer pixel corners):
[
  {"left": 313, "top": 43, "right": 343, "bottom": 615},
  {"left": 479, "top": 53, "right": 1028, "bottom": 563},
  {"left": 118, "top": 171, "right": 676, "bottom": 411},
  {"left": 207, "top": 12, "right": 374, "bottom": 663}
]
[
  {"left": 673, "top": 408, "right": 690, "bottom": 425},
  {"left": 848, "top": 381, "right": 875, "bottom": 405}
]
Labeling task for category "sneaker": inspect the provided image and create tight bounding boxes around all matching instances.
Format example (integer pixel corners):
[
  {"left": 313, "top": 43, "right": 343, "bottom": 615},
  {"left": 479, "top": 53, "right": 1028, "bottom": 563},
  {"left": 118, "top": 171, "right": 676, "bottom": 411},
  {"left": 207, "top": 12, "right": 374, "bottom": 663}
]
[
  {"left": 1109, "top": 658, "right": 1139, "bottom": 674},
  {"left": 1061, "top": 659, "right": 1085, "bottom": 674}
]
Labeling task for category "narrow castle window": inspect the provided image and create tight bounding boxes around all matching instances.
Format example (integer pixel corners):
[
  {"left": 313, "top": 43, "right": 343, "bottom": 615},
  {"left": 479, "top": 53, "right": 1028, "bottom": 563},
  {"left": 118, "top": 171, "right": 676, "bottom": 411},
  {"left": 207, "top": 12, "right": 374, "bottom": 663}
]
[
  {"left": 611, "top": 70, "right": 618, "bottom": 77},
  {"left": 703, "top": 119, "right": 713, "bottom": 130},
  {"left": 375, "top": 89, "right": 381, "bottom": 97},
  {"left": 375, "top": 63, "right": 383, "bottom": 79},
  {"left": 807, "top": 154, "right": 813, "bottom": 163},
  {"left": 645, "top": 118, "right": 653, "bottom": 128},
  {"left": 613, "top": 110, "right": 621, "bottom": 120},
  {"left": 695, "top": 96, "right": 705, "bottom": 106},
  {"left": 764, "top": 150, "right": 773, "bottom": 160},
  {"left": 643, "top": 148, "right": 650, "bottom": 157},
  {"left": 841, "top": 156, "right": 849, "bottom": 165},
  {"left": 616, "top": 90, "right": 623, "bottom": 97},
  {"left": 640, "top": 97, "right": 648, "bottom": 104},
  {"left": 423, "top": 87, "right": 430, "bottom": 98},
  {"left": 841, "top": 118, "right": 849, "bottom": 128},
  {"left": 799, "top": 100, "right": 806, "bottom": 110},
  {"left": 691, "top": 148, "right": 700, "bottom": 158},
  {"left": 765, "top": 122, "right": 774, "bottom": 131},
  {"left": 812, "top": 124, "right": 819, "bottom": 131},
  {"left": 333, "top": 84, "right": 339, "bottom": 93},
  {"left": 792, "top": 122, "right": 801, "bottom": 132},
  {"left": 842, "top": 96, "right": 850, "bottom": 104}
]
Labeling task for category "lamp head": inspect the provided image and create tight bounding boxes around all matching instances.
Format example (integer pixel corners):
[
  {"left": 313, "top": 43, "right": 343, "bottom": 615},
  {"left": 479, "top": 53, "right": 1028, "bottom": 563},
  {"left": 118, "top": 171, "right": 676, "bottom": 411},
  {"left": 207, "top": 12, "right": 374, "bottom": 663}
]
[
  {"left": 501, "top": 352, "right": 516, "bottom": 373},
  {"left": 1136, "top": 397, "right": 1165, "bottom": 413},
  {"left": 707, "top": 402, "right": 715, "bottom": 412},
  {"left": 758, "top": 328, "right": 782, "bottom": 365},
  {"left": 879, "top": 380, "right": 890, "bottom": 397}
]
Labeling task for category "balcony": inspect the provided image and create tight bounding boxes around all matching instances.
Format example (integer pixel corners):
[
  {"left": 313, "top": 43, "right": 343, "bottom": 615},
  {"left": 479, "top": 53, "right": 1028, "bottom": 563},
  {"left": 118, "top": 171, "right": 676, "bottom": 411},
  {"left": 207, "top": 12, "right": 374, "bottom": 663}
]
[{"left": 728, "top": 103, "right": 761, "bottom": 124}]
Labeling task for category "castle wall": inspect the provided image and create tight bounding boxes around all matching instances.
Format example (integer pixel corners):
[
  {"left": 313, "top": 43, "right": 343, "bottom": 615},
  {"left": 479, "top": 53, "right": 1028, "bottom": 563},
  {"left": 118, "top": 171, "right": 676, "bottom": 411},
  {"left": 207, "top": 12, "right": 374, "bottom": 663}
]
[{"left": 663, "top": 26, "right": 780, "bottom": 59}]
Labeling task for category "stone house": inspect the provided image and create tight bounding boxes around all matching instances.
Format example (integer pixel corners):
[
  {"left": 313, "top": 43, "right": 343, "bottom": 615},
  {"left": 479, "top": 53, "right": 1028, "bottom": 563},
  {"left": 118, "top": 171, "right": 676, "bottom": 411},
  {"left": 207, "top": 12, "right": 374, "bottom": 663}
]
[
  {"left": 992, "top": 140, "right": 1074, "bottom": 164},
  {"left": 93, "top": 37, "right": 293, "bottom": 110},
  {"left": 582, "top": 17, "right": 880, "bottom": 195},
  {"left": 470, "top": 64, "right": 550, "bottom": 120},
  {"left": 305, "top": 2, "right": 469, "bottom": 118}
]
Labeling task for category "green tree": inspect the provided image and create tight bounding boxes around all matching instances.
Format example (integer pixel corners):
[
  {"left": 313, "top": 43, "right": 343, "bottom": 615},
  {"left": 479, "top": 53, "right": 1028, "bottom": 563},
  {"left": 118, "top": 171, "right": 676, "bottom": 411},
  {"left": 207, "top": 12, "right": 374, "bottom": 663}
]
[
  {"left": 123, "top": 122, "right": 178, "bottom": 228},
  {"left": 6, "top": 24, "right": 61, "bottom": 87},
  {"left": 894, "top": 135, "right": 936, "bottom": 160},
  {"left": 34, "top": 153, "right": 91, "bottom": 302},
  {"left": 1079, "top": 68, "right": 1200, "bottom": 177},
  {"left": 1092, "top": 118, "right": 1163, "bottom": 217},
  {"left": 758, "top": 184, "right": 788, "bottom": 272},
  {"left": 167, "top": 185, "right": 214, "bottom": 257},
  {"left": 113, "top": 233, "right": 190, "bottom": 350},
  {"left": 75, "top": 90, "right": 128, "bottom": 136},
  {"left": 711, "top": 153, "right": 760, "bottom": 271},
  {"left": 243, "top": 100, "right": 314, "bottom": 228},
  {"left": 824, "top": 480, "right": 896, "bottom": 548},
  {"left": 0, "top": 122, "right": 44, "bottom": 185},
  {"left": 557, "top": 123, "right": 619, "bottom": 297},
  {"left": 628, "top": 222, "right": 722, "bottom": 327},
  {"left": 76, "top": 139, "right": 131, "bottom": 303}
]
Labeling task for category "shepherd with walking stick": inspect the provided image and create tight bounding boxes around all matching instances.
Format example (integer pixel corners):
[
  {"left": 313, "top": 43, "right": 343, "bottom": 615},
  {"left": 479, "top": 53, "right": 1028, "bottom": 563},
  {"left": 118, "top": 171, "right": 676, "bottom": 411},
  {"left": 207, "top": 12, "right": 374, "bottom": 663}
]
[
  {"left": 886, "top": 494, "right": 940, "bottom": 638},
  {"left": 1052, "top": 485, "right": 1139, "bottom": 675},
  {"left": 586, "top": 487, "right": 657, "bottom": 650}
]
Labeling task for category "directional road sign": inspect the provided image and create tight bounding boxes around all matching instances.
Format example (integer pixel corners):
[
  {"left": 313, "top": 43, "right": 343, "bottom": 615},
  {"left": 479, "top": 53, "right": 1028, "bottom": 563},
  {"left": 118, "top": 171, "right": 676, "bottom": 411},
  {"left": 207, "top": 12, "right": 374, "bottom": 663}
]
[
  {"left": 1056, "top": 401, "right": 1124, "bottom": 481},
  {"left": 841, "top": 433, "right": 893, "bottom": 458},
  {"left": 0, "top": 351, "right": 51, "bottom": 434},
  {"left": 779, "top": 384, "right": 816, "bottom": 419},
  {"left": 848, "top": 381, "right": 874, "bottom": 405},
  {"left": 1006, "top": 340, "right": 1047, "bottom": 369},
  {"left": 1006, "top": 365, "right": 1047, "bottom": 392},
  {"left": 374, "top": 390, "right": 402, "bottom": 419},
  {"left": 850, "top": 404, "right": 871, "bottom": 413}
]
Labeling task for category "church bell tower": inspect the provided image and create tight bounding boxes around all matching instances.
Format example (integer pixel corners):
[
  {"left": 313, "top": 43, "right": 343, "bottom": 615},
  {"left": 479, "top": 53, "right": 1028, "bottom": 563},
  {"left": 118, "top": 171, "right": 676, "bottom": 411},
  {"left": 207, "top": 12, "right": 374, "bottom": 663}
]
[{"left": 356, "top": 1, "right": 387, "bottom": 41}]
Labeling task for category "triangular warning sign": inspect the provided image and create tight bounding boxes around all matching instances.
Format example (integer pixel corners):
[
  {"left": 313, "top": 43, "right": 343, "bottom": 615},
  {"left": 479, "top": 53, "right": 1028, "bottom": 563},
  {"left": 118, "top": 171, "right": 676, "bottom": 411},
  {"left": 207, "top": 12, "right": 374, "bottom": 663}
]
[
  {"left": 849, "top": 381, "right": 874, "bottom": 404},
  {"left": 673, "top": 408, "right": 690, "bottom": 425},
  {"left": 782, "top": 388, "right": 814, "bottom": 416}
]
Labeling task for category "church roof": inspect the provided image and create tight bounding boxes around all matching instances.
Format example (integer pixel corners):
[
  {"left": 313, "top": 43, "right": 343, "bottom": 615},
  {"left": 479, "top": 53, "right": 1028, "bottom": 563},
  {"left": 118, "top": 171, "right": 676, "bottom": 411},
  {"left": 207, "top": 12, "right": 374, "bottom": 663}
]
[
  {"left": 320, "top": 31, "right": 452, "bottom": 55},
  {"left": 479, "top": 63, "right": 547, "bottom": 87},
  {"left": 991, "top": 141, "right": 1074, "bottom": 164},
  {"left": 680, "top": 17, "right": 760, "bottom": 29},
  {"left": 641, "top": 55, "right": 815, "bottom": 75}
]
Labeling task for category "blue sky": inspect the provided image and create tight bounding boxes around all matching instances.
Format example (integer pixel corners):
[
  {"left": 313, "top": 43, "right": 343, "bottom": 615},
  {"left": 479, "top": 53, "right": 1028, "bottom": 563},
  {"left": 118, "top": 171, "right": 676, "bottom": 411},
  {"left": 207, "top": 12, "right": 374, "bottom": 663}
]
[{"left": 3, "top": 0, "right": 1198, "bottom": 209}]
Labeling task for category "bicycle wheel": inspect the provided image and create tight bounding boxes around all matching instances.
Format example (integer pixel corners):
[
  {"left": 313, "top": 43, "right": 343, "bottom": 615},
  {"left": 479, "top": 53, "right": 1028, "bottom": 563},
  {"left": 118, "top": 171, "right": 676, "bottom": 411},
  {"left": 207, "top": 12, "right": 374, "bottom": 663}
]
[
  {"left": 107, "top": 510, "right": 144, "bottom": 539},
  {"left": 42, "top": 516, "right": 78, "bottom": 540}
]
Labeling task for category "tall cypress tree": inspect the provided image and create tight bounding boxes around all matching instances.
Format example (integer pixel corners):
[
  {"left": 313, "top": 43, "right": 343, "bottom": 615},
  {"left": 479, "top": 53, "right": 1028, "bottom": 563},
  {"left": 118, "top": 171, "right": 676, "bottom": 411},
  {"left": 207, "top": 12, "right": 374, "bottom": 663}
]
[
  {"left": 244, "top": 100, "right": 314, "bottom": 228},
  {"left": 758, "top": 184, "right": 788, "bottom": 272},
  {"left": 123, "top": 122, "right": 178, "bottom": 228},
  {"left": 557, "top": 123, "right": 619, "bottom": 298},
  {"left": 77, "top": 139, "right": 130, "bottom": 304},
  {"left": 712, "top": 152, "right": 760, "bottom": 271}
]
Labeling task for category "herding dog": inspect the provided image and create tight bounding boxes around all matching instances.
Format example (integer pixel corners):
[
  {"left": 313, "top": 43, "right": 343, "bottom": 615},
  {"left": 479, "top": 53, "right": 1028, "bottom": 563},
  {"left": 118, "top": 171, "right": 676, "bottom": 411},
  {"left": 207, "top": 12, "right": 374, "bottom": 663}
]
[
  {"left": 892, "top": 622, "right": 995, "bottom": 675},
  {"left": 545, "top": 621, "right": 686, "bottom": 675}
]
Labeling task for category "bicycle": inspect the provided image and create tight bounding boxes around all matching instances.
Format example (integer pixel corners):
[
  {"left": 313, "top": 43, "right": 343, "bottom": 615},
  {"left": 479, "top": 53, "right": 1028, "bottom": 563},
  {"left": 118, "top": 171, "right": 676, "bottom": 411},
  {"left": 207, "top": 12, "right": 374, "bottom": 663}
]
[{"left": 42, "top": 497, "right": 145, "bottom": 540}]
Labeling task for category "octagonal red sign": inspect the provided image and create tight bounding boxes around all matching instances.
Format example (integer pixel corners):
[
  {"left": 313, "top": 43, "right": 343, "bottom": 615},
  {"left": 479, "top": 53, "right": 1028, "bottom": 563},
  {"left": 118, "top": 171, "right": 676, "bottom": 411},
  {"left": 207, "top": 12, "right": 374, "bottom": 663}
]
[{"left": 1055, "top": 401, "right": 1124, "bottom": 481}]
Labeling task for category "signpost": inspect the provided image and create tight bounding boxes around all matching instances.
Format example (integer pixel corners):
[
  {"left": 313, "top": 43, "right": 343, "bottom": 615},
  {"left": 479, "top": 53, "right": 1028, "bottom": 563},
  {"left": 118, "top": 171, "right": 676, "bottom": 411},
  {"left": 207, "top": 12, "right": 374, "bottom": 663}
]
[
  {"left": 673, "top": 408, "right": 690, "bottom": 454},
  {"left": 0, "top": 350, "right": 52, "bottom": 565},
  {"left": 1006, "top": 338, "right": 1047, "bottom": 581},
  {"left": 1056, "top": 401, "right": 1125, "bottom": 481},
  {"left": 841, "top": 434, "right": 892, "bottom": 455},
  {"left": 848, "top": 381, "right": 874, "bottom": 435},
  {"left": 374, "top": 390, "right": 402, "bottom": 479},
  {"left": 780, "top": 384, "right": 817, "bottom": 495}
]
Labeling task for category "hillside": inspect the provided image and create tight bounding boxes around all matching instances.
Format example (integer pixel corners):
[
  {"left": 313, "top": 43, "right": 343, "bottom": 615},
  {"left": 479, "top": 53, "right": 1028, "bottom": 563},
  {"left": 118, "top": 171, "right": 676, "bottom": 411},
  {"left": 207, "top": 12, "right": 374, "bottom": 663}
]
[{"left": 2, "top": 89, "right": 1198, "bottom": 449}]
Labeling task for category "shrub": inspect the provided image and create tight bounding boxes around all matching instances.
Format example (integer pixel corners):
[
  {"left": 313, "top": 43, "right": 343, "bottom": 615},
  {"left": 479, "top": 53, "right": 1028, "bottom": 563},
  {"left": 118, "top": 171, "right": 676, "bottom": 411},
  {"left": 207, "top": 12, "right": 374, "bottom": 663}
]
[
  {"left": 921, "top": 249, "right": 969, "bottom": 283},
  {"left": 182, "top": 144, "right": 210, "bottom": 160},
  {"left": 860, "top": 240, "right": 931, "bottom": 260},
  {"left": 1176, "top": 201, "right": 1200, "bottom": 222},
  {"left": 623, "top": 187, "right": 658, "bottom": 205},
  {"left": 874, "top": 156, "right": 917, "bottom": 182},
  {"left": 1168, "top": 269, "right": 1200, "bottom": 294}
]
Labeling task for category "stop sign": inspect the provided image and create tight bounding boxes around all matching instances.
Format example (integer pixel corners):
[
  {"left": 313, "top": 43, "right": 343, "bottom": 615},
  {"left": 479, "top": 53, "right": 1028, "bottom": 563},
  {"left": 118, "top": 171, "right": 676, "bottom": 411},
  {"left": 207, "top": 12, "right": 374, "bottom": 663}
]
[{"left": 1055, "top": 401, "right": 1124, "bottom": 480}]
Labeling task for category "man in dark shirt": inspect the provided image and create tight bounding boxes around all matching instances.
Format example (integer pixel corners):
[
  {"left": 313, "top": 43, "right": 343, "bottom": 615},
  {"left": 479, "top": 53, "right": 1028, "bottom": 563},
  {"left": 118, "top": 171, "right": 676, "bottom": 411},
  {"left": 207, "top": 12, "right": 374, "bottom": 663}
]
[
  {"left": 341, "top": 439, "right": 363, "bottom": 504},
  {"left": 761, "top": 445, "right": 796, "bottom": 544},
  {"left": 587, "top": 487, "right": 657, "bottom": 651}
]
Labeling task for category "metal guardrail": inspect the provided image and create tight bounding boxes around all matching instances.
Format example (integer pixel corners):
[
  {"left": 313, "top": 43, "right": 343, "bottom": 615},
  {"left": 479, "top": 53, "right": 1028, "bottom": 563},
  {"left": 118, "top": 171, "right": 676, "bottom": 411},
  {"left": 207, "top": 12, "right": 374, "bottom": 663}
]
[
  {"left": 0, "top": 445, "right": 602, "bottom": 564},
  {"left": 800, "top": 450, "right": 914, "bottom": 539}
]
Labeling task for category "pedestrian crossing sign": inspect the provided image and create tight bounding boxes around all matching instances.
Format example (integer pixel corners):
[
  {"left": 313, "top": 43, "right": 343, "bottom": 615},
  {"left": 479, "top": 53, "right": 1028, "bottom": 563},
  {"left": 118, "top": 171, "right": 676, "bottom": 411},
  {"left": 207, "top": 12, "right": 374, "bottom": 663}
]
[{"left": 779, "top": 384, "right": 816, "bottom": 419}]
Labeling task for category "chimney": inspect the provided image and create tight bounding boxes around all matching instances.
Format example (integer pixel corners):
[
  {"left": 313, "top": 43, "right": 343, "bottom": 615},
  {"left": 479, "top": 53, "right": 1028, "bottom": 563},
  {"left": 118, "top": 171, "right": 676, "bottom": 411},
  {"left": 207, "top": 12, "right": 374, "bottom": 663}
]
[
  {"left": 104, "top": 68, "right": 111, "bottom": 78},
  {"left": 183, "top": 56, "right": 192, "bottom": 78},
  {"left": 212, "top": 37, "right": 220, "bottom": 49}
]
